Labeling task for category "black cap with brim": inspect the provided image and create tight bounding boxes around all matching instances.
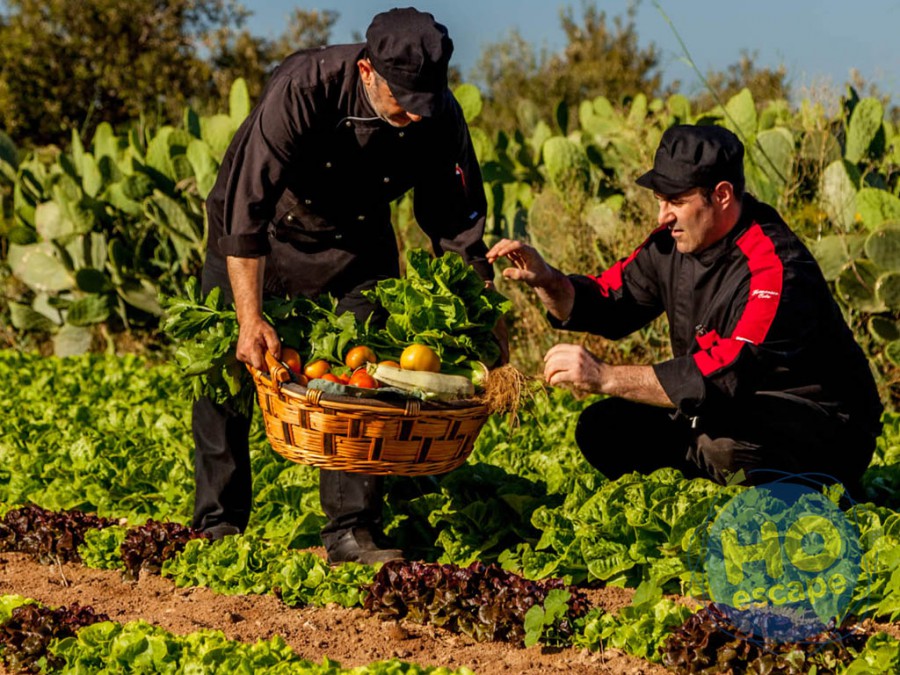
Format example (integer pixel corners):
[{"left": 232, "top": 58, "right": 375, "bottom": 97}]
[
  {"left": 636, "top": 125, "right": 745, "bottom": 196},
  {"left": 366, "top": 8, "right": 453, "bottom": 118},
  {"left": 635, "top": 168, "right": 699, "bottom": 196},
  {"left": 390, "top": 84, "right": 448, "bottom": 117}
]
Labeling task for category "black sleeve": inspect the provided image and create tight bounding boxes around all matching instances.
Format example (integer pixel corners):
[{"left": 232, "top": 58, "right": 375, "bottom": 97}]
[
  {"left": 217, "top": 75, "right": 317, "bottom": 258},
  {"left": 548, "top": 229, "right": 665, "bottom": 337},
  {"left": 412, "top": 96, "right": 492, "bottom": 281}
]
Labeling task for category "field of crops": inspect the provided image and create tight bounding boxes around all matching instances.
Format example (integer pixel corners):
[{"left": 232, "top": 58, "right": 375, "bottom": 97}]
[
  {"left": 2, "top": 40, "right": 900, "bottom": 671},
  {"left": 1, "top": 350, "right": 900, "bottom": 673}
]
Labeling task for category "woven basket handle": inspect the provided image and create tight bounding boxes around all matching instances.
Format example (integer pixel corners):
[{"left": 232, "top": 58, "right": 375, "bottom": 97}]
[{"left": 265, "top": 351, "right": 291, "bottom": 384}]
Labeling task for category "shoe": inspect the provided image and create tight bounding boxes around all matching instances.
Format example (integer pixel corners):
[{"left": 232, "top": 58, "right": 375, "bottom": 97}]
[
  {"left": 203, "top": 523, "right": 242, "bottom": 541},
  {"left": 324, "top": 528, "right": 404, "bottom": 565}
]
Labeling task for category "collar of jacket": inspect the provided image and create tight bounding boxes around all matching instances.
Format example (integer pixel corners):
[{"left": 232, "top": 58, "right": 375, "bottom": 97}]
[{"left": 694, "top": 193, "right": 760, "bottom": 266}]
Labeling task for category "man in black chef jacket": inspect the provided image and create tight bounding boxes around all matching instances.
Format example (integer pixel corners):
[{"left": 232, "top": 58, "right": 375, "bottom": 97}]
[{"left": 195, "top": 7, "right": 500, "bottom": 563}]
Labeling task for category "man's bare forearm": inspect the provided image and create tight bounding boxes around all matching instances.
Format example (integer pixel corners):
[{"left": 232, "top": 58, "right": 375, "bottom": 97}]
[
  {"left": 535, "top": 269, "right": 576, "bottom": 322},
  {"left": 600, "top": 364, "right": 674, "bottom": 408},
  {"left": 227, "top": 256, "right": 265, "bottom": 324}
]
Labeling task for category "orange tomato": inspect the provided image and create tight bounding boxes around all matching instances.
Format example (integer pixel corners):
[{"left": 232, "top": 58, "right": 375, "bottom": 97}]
[
  {"left": 281, "top": 347, "right": 302, "bottom": 375},
  {"left": 400, "top": 344, "right": 441, "bottom": 372},
  {"left": 338, "top": 372, "right": 351, "bottom": 385},
  {"left": 349, "top": 369, "right": 379, "bottom": 389},
  {"left": 378, "top": 360, "right": 401, "bottom": 369},
  {"left": 304, "top": 360, "right": 331, "bottom": 379},
  {"left": 345, "top": 345, "right": 377, "bottom": 370},
  {"left": 320, "top": 373, "right": 342, "bottom": 384}
]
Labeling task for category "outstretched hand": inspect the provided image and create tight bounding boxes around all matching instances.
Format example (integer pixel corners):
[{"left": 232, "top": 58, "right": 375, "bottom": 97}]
[
  {"left": 486, "top": 238, "right": 576, "bottom": 322},
  {"left": 486, "top": 239, "right": 555, "bottom": 288}
]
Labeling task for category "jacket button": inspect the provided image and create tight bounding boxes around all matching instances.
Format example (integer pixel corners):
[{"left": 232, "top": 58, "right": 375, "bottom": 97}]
[
  {"left": 345, "top": 121, "right": 352, "bottom": 127},
  {"left": 285, "top": 214, "right": 296, "bottom": 223},
  {"left": 357, "top": 215, "right": 366, "bottom": 221},
  {"left": 304, "top": 199, "right": 312, "bottom": 205},
  {"left": 398, "top": 132, "right": 405, "bottom": 138},
  {"left": 325, "top": 161, "right": 332, "bottom": 168},
  {"left": 383, "top": 176, "right": 390, "bottom": 184},
  {"left": 335, "top": 233, "right": 343, "bottom": 240}
]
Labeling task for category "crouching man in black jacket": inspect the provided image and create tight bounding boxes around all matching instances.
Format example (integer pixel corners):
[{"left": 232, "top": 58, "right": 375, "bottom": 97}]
[{"left": 488, "top": 125, "right": 882, "bottom": 496}]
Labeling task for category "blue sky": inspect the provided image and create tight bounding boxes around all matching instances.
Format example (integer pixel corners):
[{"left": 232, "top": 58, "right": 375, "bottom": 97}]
[{"left": 242, "top": 1, "right": 899, "bottom": 104}]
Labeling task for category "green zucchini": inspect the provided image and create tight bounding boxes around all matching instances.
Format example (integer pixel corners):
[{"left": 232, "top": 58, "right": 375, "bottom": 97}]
[{"left": 369, "top": 364, "right": 475, "bottom": 401}]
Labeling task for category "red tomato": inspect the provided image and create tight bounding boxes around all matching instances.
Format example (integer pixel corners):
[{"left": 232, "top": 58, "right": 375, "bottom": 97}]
[
  {"left": 345, "top": 345, "right": 377, "bottom": 370},
  {"left": 304, "top": 360, "right": 331, "bottom": 379},
  {"left": 281, "top": 347, "right": 302, "bottom": 375},
  {"left": 320, "top": 373, "right": 342, "bottom": 384},
  {"left": 349, "top": 369, "right": 379, "bottom": 389}
]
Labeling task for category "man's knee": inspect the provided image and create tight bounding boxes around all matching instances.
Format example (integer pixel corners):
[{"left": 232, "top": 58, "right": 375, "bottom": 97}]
[
  {"left": 574, "top": 398, "right": 637, "bottom": 454},
  {"left": 575, "top": 398, "right": 692, "bottom": 480}
]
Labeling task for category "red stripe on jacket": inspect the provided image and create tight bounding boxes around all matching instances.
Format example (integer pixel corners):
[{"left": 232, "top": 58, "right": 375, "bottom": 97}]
[
  {"left": 693, "top": 223, "right": 784, "bottom": 376},
  {"left": 587, "top": 225, "right": 668, "bottom": 297}
]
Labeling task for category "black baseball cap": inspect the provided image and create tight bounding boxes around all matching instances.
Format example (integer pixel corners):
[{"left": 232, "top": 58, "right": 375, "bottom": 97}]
[
  {"left": 365, "top": 7, "right": 453, "bottom": 117},
  {"left": 636, "top": 125, "right": 745, "bottom": 196}
]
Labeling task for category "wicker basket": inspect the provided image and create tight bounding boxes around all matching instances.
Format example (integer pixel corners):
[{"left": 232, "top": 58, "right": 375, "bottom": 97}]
[{"left": 248, "top": 354, "right": 490, "bottom": 476}]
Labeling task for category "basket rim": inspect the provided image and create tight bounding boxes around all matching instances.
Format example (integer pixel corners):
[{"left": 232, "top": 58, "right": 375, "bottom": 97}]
[{"left": 250, "top": 365, "right": 488, "bottom": 413}]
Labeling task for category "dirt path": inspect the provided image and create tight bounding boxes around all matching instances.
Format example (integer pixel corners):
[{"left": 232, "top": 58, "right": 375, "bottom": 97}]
[{"left": 0, "top": 553, "right": 668, "bottom": 674}]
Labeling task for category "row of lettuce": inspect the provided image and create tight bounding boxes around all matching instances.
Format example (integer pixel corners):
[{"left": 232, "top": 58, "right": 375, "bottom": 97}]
[
  {"left": 3, "top": 592, "right": 895, "bottom": 675},
  {"left": 2, "top": 82, "right": 900, "bottom": 391},
  {"left": 2, "top": 504, "right": 899, "bottom": 674},
  {"left": 4, "top": 350, "right": 900, "bottom": 671},
  {"left": 0, "top": 595, "right": 473, "bottom": 675}
]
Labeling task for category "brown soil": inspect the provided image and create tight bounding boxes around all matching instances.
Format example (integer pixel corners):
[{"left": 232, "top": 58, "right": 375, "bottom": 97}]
[{"left": 0, "top": 553, "right": 668, "bottom": 674}]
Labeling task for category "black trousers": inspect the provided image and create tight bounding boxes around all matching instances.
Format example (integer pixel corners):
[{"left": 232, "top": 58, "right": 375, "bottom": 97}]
[
  {"left": 191, "top": 252, "right": 387, "bottom": 537},
  {"left": 574, "top": 396, "right": 878, "bottom": 498}
]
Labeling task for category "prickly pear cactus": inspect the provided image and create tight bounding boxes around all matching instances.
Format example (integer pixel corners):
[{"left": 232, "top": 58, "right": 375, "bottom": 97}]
[
  {"left": 845, "top": 98, "right": 884, "bottom": 164},
  {"left": 868, "top": 316, "right": 900, "bottom": 343},
  {"left": 542, "top": 137, "right": 591, "bottom": 199},
  {"left": 820, "top": 160, "right": 860, "bottom": 230},
  {"left": 864, "top": 224, "right": 900, "bottom": 271},
  {"left": 809, "top": 234, "right": 866, "bottom": 281},
  {"left": 857, "top": 191, "right": 900, "bottom": 231},
  {"left": 746, "top": 127, "right": 794, "bottom": 205},
  {"left": 724, "top": 88, "right": 758, "bottom": 142},
  {"left": 835, "top": 259, "right": 886, "bottom": 313},
  {"left": 876, "top": 271, "right": 900, "bottom": 311},
  {"left": 453, "top": 83, "right": 483, "bottom": 123},
  {"left": 884, "top": 339, "right": 900, "bottom": 367}
]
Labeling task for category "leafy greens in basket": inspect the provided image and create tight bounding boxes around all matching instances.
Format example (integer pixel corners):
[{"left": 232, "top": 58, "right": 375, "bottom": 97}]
[{"left": 161, "top": 249, "right": 511, "bottom": 413}]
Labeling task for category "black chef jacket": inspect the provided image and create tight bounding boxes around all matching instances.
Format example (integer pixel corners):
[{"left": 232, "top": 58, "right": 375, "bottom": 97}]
[
  {"left": 206, "top": 44, "right": 491, "bottom": 299},
  {"left": 554, "top": 194, "right": 883, "bottom": 435}
]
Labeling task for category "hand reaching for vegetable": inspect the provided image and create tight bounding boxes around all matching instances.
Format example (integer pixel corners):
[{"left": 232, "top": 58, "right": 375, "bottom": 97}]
[
  {"left": 486, "top": 239, "right": 556, "bottom": 288},
  {"left": 486, "top": 239, "right": 576, "bottom": 322},
  {"left": 543, "top": 343, "right": 608, "bottom": 392}
]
